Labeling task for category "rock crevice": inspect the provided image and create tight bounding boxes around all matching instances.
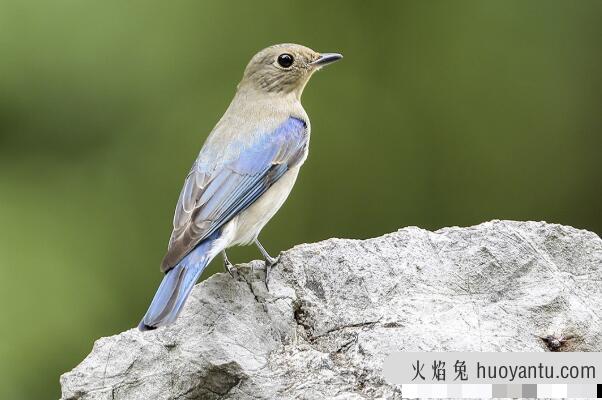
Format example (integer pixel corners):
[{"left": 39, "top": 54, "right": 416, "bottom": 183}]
[{"left": 60, "top": 220, "right": 602, "bottom": 399}]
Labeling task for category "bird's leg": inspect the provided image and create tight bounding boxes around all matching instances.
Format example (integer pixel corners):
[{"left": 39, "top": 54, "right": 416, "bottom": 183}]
[
  {"left": 222, "top": 250, "right": 238, "bottom": 279},
  {"left": 254, "top": 239, "right": 279, "bottom": 265},
  {"left": 254, "top": 239, "right": 278, "bottom": 288}
]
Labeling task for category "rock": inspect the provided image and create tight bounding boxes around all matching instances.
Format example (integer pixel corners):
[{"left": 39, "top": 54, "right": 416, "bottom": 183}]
[{"left": 60, "top": 220, "right": 602, "bottom": 399}]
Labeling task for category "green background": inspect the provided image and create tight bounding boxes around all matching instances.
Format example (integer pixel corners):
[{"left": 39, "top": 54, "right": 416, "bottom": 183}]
[{"left": 1, "top": 1, "right": 600, "bottom": 397}]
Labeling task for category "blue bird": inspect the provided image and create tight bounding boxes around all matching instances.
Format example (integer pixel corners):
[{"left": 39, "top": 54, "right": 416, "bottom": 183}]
[{"left": 139, "top": 44, "right": 342, "bottom": 330}]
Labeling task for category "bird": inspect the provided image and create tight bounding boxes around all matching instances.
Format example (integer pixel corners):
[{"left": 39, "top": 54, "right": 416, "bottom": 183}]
[{"left": 138, "top": 43, "right": 342, "bottom": 331}]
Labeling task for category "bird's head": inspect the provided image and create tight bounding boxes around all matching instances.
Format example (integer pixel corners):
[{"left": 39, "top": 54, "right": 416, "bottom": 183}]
[{"left": 238, "top": 43, "right": 342, "bottom": 98}]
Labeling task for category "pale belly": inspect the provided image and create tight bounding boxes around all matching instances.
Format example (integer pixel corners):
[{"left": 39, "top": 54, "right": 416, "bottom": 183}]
[{"left": 222, "top": 165, "right": 302, "bottom": 247}]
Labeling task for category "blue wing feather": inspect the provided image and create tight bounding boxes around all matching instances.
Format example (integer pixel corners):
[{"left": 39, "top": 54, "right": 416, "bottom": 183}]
[{"left": 161, "top": 116, "right": 307, "bottom": 271}]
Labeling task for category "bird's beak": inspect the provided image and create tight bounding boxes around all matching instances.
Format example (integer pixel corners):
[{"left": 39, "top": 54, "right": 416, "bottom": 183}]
[{"left": 311, "top": 53, "right": 343, "bottom": 68}]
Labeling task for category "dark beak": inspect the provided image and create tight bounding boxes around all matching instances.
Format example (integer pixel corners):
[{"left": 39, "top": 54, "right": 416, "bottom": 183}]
[{"left": 311, "top": 52, "right": 343, "bottom": 67}]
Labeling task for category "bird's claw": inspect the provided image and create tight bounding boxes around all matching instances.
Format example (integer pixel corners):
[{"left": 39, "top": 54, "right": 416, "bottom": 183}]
[
  {"left": 224, "top": 261, "right": 239, "bottom": 279},
  {"left": 264, "top": 255, "right": 279, "bottom": 290},
  {"left": 265, "top": 255, "right": 279, "bottom": 267}
]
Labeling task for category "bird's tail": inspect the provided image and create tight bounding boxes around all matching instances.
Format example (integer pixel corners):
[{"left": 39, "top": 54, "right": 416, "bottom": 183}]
[{"left": 138, "top": 236, "right": 219, "bottom": 331}]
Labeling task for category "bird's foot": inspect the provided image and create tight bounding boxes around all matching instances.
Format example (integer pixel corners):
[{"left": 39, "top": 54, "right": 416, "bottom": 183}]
[
  {"left": 264, "top": 255, "right": 279, "bottom": 291},
  {"left": 253, "top": 239, "right": 279, "bottom": 290},
  {"left": 265, "top": 254, "right": 279, "bottom": 267},
  {"left": 224, "top": 260, "right": 239, "bottom": 279}
]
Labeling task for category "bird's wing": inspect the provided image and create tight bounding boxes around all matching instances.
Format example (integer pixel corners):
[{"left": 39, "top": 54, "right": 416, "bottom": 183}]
[{"left": 160, "top": 116, "right": 308, "bottom": 271}]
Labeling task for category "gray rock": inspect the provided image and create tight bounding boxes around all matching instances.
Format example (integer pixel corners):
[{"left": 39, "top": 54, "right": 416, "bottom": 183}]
[{"left": 60, "top": 220, "right": 602, "bottom": 399}]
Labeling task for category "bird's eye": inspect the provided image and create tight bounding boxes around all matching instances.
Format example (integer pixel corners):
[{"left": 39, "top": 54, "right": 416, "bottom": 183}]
[{"left": 277, "top": 53, "right": 294, "bottom": 68}]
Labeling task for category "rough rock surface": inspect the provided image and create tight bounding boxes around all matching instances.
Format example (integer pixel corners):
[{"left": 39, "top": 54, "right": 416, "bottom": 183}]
[{"left": 60, "top": 220, "right": 602, "bottom": 399}]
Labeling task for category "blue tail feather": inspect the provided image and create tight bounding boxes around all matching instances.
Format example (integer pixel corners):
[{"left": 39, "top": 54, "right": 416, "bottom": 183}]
[{"left": 138, "top": 236, "right": 217, "bottom": 331}]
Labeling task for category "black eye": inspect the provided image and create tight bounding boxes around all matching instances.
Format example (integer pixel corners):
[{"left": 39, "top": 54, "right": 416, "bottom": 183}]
[{"left": 277, "top": 53, "right": 294, "bottom": 68}]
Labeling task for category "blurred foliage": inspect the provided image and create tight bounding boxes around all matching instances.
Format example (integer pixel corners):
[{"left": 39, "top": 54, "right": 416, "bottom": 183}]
[{"left": 0, "top": 0, "right": 600, "bottom": 397}]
